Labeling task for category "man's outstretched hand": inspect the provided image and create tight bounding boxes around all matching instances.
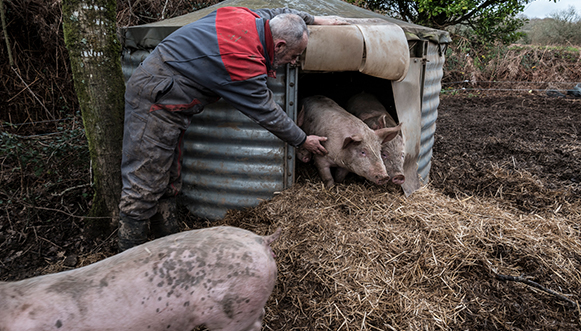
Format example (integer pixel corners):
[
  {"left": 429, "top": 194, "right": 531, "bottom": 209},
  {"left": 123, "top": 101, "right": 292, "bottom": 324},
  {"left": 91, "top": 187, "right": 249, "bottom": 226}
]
[
  {"left": 313, "top": 16, "right": 350, "bottom": 25},
  {"left": 302, "top": 135, "right": 328, "bottom": 156}
]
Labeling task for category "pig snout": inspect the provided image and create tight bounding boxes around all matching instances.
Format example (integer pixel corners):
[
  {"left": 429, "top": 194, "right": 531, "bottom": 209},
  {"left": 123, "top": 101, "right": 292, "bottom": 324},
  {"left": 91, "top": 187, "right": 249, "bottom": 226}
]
[
  {"left": 296, "top": 147, "right": 312, "bottom": 163},
  {"left": 370, "top": 165, "right": 391, "bottom": 185},
  {"left": 391, "top": 174, "right": 405, "bottom": 185},
  {"left": 376, "top": 174, "right": 391, "bottom": 186},
  {"left": 300, "top": 154, "right": 311, "bottom": 163}
]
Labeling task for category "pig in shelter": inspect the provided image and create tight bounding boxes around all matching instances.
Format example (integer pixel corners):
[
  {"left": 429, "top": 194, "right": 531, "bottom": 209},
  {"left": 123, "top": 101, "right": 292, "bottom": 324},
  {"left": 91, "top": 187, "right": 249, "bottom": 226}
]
[
  {"left": 299, "top": 95, "right": 402, "bottom": 188},
  {"left": 295, "top": 143, "right": 313, "bottom": 163},
  {"left": 346, "top": 92, "right": 406, "bottom": 185},
  {"left": 0, "top": 226, "right": 281, "bottom": 331}
]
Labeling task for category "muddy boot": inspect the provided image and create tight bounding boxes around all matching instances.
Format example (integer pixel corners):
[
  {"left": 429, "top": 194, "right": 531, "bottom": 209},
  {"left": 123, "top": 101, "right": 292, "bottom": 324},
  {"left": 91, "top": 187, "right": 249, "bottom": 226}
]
[
  {"left": 150, "top": 197, "right": 180, "bottom": 239},
  {"left": 118, "top": 213, "right": 149, "bottom": 252}
]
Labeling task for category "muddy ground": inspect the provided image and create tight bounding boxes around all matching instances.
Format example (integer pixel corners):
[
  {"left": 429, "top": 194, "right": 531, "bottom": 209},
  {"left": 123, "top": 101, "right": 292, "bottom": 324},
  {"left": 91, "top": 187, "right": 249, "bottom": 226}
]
[
  {"left": 1, "top": 91, "right": 580, "bottom": 327},
  {"left": 431, "top": 91, "right": 580, "bottom": 215},
  {"left": 2, "top": 91, "right": 580, "bottom": 276}
]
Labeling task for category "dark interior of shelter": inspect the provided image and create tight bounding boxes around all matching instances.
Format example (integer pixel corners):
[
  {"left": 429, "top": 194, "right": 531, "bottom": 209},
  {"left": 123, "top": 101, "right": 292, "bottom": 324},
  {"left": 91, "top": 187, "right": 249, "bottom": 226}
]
[{"left": 297, "top": 71, "right": 399, "bottom": 123}]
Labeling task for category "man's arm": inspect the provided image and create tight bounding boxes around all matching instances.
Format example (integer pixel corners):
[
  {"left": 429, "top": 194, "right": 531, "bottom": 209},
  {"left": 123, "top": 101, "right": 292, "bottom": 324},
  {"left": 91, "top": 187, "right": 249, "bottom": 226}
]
[
  {"left": 215, "top": 76, "right": 308, "bottom": 148},
  {"left": 252, "top": 8, "right": 316, "bottom": 24},
  {"left": 312, "top": 15, "right": 350, "bottom": 25},
  {"left": 253, "top": 8, "right": 350, "bottom": 25}
]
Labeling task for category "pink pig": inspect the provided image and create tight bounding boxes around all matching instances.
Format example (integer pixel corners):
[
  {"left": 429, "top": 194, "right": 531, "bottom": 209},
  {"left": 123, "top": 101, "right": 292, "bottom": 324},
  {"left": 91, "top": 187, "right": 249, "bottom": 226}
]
[
  {"left": 0, "top": 226, "right": 281, "bottom": 331},
  {"left": 300, "top": 95, "right": 401, "bottom": 188},
  {"left": 346, "top": 92, "right": 406, "bottom": 185}
]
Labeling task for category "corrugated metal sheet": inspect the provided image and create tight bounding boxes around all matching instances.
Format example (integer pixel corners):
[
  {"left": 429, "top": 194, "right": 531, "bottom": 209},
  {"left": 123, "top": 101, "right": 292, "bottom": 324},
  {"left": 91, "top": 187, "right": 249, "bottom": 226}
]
[
  {"left": 121, "top": 49, "right": 150, "bottom": 83},
  {"left": 119, "top": 55, "right": 299, "bottom": 221},
  {"left": 418, "top": 42, "right": 446, "bottom": 184},
  {"left": 180, "top": 67, "right": 297, "bottom": 220}
]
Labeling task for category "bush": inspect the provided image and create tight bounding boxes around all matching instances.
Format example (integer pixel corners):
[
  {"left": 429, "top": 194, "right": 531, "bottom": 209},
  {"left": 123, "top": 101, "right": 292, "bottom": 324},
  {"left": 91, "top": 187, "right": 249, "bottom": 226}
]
[
  {"left": 443, "top": 39, "right": 581, "bottom": 89},
  {"left": 520, "top": 6, "right": 581, "bottom": 46}
]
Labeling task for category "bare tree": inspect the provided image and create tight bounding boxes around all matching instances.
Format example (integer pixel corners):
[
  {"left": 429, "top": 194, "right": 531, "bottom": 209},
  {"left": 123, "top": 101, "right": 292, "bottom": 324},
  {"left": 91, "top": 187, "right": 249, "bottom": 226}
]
[{"left": 62, "top": 0, "right": 125, "bottom": 235}]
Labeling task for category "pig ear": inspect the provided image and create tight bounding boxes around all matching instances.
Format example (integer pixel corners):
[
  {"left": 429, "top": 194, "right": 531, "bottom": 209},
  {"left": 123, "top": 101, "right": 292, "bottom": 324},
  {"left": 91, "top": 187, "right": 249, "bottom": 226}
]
[
  {"left": 377, "top": 115, "right": 388, "bottom": 129},
  {"left": 342, "top": 135, "right": 363, "bottom": 149},
  {"left": 366, "top": 120, "right": 380, "bottom": 130},
  {"left": 376, "top": 123, "right": 402, "bottom": 144},
  {"left": 366, "top": 115, "right": 386, "bottom": 130},
  {"left": 297, "top": 106, "right": 305, "bottom": 127}
]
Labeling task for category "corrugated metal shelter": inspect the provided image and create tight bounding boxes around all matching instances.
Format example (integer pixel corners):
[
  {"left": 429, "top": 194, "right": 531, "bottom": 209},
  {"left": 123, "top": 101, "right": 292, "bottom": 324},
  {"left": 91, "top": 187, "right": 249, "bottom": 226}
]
[{"left": 121, "top": 0, "right": 451, "bottom": 220}]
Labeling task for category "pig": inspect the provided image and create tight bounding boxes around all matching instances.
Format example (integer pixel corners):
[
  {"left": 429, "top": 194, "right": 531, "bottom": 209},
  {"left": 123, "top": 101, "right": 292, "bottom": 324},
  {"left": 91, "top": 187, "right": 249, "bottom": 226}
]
[
  {"left": 300, "top": 95, "right": 402, "bottom": 188},
  {"left": 346, "top": 92, "right": 406, "bottom": 185},
  {"left": 0, "top": 226, "right": 281, "bottom": 331},
  {"left": 296, "top": 146, "right": 312, "bottom": 163}
]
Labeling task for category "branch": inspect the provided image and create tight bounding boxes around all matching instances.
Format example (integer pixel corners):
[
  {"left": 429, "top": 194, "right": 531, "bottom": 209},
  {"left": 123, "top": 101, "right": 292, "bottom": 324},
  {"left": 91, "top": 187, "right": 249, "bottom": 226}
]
[
  {"left": 440, "top": 0, "right": 498, "bottom": 27},
  {"left": 0, "top": 0, "right": 13, "bottom": 66},
  {"left": 496, "top": 274, "right": 579, "bottom": 309},
  {"left": 456, "top": 0, "right": 497, "bottom": 23},
  {"left": 27, "top": 204, "right": 111, "bottom": 220},
  {"left": 396, "top": 0, "right": 414, "bottom": 21},
  {"left": 52, "top": 183, "right": 92, "bottom": 197},
  {"left": 11, "top": 67, "right": 55, "bottom": 120}
]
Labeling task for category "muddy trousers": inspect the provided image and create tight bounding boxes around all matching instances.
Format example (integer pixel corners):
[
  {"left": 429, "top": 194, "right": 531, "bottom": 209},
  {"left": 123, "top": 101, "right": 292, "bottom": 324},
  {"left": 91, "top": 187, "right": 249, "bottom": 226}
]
[
  {"left": 118, "top": 60, "right": 197, "bottom": 252},
  {"left": 118, "top": 197, "right": 180, "bottom": 252}
]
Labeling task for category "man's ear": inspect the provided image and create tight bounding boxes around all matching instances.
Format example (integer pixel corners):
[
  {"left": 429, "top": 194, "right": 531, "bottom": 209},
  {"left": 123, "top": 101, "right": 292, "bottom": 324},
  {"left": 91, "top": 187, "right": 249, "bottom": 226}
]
[{"left": 274, "top": 39, "right": 287, "bottom": 52}]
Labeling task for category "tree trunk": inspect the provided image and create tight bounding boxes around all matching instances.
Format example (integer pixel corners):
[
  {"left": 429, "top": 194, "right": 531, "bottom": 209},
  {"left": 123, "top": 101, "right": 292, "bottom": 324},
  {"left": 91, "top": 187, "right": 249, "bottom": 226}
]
[{"left": 62, "top": 0, "right": 124, "bottom": 235}]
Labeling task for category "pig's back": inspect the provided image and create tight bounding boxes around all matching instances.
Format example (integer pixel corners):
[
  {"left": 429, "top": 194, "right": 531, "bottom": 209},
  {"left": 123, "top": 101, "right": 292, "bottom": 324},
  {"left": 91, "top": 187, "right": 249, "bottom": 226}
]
[
  {"left": 346, "top": 92, "right": 398, "bottom": 128},
  {"left": 300, "top": 95, "right": 365, "bottom": 136},
  {"left": 0, "top": 226, "right": 278, "bottom": 331}
]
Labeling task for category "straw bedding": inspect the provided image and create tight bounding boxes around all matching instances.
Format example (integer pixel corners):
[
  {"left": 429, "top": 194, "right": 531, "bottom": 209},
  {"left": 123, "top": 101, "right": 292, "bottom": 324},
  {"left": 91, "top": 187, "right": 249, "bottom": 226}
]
[
  {"left": 211, "top": 93, "right": 581, "bottom": 330},
  {"left": 215, "top": 179, "right": 580, "bottom": 330}
]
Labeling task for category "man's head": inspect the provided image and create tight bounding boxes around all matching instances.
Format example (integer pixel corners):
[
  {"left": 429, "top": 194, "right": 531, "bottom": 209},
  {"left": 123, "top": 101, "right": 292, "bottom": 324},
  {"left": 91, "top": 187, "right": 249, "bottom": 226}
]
[{"left": 269, "top": 13, "right": 309, "bottom": 69}]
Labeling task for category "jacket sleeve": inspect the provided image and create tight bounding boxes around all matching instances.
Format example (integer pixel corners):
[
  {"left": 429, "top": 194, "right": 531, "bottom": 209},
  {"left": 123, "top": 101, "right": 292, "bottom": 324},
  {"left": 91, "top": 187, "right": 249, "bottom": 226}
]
[
  {"left": 252, "top": 8, "right": 315, "bottom": 25},
  {"left": 214, "top": 75, "right": 307, "bottom": 148}
]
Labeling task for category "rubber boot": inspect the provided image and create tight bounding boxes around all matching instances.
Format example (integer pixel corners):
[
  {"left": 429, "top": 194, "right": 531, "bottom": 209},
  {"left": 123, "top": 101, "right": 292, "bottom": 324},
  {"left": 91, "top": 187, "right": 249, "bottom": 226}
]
[
  {"left": 150, "top": 197, "right": 180, "bottom": 239},
  {"left": 118, "top": 213, "right": 149, "bottom": 252}
]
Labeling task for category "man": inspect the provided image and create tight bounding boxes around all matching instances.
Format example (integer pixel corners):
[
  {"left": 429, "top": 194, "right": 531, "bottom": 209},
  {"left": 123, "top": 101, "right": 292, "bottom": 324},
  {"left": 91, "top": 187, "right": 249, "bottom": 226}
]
[{"left": 118, "top": 7, "right": 347, "bottom": 251}]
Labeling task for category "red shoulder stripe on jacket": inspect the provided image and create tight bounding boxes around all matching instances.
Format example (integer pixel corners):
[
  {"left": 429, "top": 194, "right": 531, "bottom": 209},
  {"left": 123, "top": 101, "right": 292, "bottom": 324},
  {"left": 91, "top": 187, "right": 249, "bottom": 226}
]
[{"left": 216, "top": 7, "right": 267, "bottom": 82}]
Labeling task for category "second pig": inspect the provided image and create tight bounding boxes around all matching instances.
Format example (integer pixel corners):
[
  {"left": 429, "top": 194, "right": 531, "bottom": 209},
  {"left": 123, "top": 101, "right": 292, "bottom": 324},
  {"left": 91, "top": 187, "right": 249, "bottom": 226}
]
[{"left": 346, "top": 92, "right": 406, "bottom": 185}]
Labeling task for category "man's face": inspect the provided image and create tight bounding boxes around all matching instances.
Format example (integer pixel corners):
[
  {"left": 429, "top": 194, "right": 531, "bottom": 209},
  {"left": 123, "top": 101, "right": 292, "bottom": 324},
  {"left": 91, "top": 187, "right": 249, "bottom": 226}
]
[{"left": 273, "top": 32, "right": 308, "bottom": 69}]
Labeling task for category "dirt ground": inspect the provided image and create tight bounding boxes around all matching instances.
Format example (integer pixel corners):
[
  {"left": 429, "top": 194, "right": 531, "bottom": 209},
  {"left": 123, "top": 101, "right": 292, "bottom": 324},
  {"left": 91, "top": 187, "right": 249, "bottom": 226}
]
[
  {"left": 431, "top": 91, "right": 581, "bottom": 215},
  {"left": 1, "top": 91, "right": 580, "bottom": 329},
  {"left": 1, "top": 91, "right": 580, "bottom": 273}
]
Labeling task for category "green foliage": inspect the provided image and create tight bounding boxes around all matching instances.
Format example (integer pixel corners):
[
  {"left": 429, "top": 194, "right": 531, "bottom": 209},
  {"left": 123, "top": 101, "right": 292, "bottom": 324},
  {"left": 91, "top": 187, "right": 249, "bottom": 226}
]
[
  {"left": 347, "top": 0, "right": 538, "bottom": 45},
  {"left": 0, "top": 117, "right": 90, "bottom": 194}
]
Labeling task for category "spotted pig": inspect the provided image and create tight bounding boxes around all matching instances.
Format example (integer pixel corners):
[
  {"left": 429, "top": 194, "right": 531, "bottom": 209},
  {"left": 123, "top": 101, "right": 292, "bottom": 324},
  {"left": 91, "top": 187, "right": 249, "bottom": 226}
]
[{"left": 0, "top": 226, "right": 281, "bottom": 331}]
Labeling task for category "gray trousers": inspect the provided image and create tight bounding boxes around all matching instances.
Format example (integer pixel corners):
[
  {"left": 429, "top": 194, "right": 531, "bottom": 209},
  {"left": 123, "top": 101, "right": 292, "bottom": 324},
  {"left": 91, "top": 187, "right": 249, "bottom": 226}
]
[{"left": 119, "top": 51, "right": 214, "bottom": 220}]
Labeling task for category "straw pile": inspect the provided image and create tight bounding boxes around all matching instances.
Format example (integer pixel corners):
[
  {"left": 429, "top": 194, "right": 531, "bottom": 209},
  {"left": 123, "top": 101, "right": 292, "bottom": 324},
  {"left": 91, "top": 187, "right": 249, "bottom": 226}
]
[{"left": 216, "top": 180, "right": 581, "bottom": 330}]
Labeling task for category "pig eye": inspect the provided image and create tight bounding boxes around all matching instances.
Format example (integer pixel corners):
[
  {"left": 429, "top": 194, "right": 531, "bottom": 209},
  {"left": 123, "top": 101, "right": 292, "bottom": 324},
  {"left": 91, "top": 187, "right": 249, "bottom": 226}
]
[{"left": 381, "top": 152, "right": 388, "bottom": 159}]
